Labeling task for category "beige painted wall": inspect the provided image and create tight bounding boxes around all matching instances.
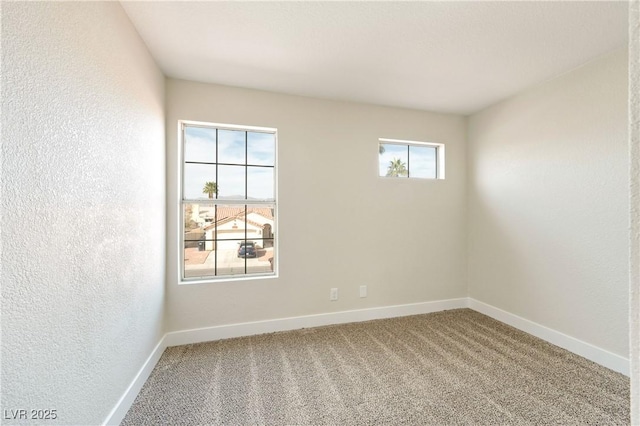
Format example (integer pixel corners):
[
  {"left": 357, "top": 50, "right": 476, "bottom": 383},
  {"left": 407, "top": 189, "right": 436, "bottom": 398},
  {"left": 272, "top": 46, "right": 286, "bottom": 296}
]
[
  {"left": 468, "top": 48, "right": 629, "bottom": 357},
  {"left": 629, "top": 1, "right": 639, "bottom": 422},
  {"left": 1, "top": 2, "right": 165, "bottom": 424},
  {"left": 166, "top": 80, "right": 467, "bottom": 331}
]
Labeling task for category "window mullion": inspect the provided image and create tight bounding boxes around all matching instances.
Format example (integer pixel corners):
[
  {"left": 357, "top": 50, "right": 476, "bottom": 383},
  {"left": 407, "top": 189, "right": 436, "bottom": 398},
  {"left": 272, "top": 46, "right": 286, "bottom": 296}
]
[
  {"left": 214, "top": 204, "right": 218, "bottom": 276},
  {"left": 181, "top": 121, "right": 276, "bottom": 282},
  {"left": 244, "top": 131, "right": 248, "bottom": 274},
  {"left": 407, "top": 145, "right": 410, "bottom": 178},
  {"left": 215, "top": 128, "right": 219, "bottom": 200},
  {"left": 182, "top": 199, "right": 273, "bottom": 205}
]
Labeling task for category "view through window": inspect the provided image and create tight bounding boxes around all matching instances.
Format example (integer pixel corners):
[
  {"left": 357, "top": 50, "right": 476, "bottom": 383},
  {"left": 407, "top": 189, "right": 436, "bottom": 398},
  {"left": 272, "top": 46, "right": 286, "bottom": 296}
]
[
  {"left": 181, "top": 122, "right": 277, "bottom": 281},
  {"left": 378, "top": 138, "right": 444, "bottom": 179}
]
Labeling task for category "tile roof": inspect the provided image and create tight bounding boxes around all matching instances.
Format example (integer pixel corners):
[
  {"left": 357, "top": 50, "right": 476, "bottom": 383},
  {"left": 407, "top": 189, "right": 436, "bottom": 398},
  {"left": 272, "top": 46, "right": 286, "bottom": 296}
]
[{"left": 202, "top": 206, "right": 273, "bottom": 231}]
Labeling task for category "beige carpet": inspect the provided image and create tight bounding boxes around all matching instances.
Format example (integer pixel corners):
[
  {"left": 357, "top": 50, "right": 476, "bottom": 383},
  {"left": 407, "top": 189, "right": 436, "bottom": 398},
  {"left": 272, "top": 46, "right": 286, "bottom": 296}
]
[{"left": 122, "top": 309, "right": 629, "bottom": 425}]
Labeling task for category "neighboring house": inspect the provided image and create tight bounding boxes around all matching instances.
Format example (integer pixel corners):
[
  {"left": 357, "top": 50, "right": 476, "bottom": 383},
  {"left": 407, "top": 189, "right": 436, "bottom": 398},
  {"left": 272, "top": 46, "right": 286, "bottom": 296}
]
[{"left": 190, "top": 205, "right": 274, "bottom": 251}]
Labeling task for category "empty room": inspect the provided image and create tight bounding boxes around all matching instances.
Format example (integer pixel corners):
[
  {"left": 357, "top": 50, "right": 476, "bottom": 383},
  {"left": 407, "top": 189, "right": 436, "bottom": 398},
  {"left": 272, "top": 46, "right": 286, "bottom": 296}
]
[{"left": 2, "top": 1, "right": 638, "bottom": 425}]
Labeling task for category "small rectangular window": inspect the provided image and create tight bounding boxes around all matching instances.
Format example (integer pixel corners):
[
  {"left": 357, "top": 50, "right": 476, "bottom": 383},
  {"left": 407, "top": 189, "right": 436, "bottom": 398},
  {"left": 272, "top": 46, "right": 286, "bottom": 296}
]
[
  {"left": 378, "top": 138, "right": 445, "bottom": 179},
  {"left": 181, "top": 121, "right": 277, "bottom": 283}
]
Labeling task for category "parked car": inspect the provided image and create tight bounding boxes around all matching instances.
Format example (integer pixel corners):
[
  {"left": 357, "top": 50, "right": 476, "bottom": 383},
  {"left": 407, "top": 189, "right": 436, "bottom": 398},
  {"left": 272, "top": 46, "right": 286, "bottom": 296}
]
[{"left": 237, "top": 241, "right": 257, "bottom": 258}]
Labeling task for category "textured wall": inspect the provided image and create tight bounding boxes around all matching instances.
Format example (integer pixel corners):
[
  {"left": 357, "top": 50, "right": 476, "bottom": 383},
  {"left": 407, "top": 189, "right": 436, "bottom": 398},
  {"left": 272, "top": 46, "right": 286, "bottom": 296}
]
[
  {"left": 629, "top": 1, "right": 639, "bottom": 423},
  {"left": 165, "top": 80, "right": 467, "bottom": 332},
  {"left": 468, "top": 49, "right": 629, "bottom": 357},
  {"left": 1, "top": 2, "right": 165, "bottom": 424}
]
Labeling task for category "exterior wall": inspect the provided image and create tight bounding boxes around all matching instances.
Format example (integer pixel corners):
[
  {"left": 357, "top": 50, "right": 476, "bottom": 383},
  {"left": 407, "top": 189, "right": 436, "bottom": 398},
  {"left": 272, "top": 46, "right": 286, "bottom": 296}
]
[
  {"left": 166, "top": 79, "right": 467, "bottom": 331},
  {"left": 1, "top": 2, "right": 165, "bottom": 424},
  {"left": 208, "top": 221, "right": 264, "bottom": 249},
  {"left": 468, "top": 48, "right": 629, "bottom": 357}
]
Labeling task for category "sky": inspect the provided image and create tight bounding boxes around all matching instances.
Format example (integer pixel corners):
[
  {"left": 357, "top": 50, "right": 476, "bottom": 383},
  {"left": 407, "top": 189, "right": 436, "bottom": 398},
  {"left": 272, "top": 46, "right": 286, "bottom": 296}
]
[
  {"left": 378, "top": 143, "right": 437, "bottom": 178},
  {"left": 184, "top": 126, "right": 275, "bottom": 200}
]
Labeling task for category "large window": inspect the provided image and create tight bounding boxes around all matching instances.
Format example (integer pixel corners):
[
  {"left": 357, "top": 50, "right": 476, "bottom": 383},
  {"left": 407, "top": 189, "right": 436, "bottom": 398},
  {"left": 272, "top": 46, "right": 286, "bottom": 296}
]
[
  {"left": 378, "top": 138, "right": 445, "bottom": 179},
  {"left": 180, "top": 121, "right": 277, "bottom": 282}
]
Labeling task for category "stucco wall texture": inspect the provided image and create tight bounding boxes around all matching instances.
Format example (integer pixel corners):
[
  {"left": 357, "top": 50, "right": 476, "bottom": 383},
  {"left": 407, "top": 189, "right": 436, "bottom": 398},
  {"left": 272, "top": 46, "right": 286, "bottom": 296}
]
[
  {"left": 629, "top": 1, "right": 639, "bottom": 423},
  {"left": 468, "top": 49, "right": 629, "bottom": 358},
  {"left": 1, "top": 2, "right": 166, "bottom": 425}
]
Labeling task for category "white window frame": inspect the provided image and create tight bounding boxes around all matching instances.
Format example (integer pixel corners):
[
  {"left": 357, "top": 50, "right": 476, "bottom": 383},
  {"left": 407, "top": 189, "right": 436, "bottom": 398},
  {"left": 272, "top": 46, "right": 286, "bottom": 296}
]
[
  {"left": 179, "top": 120, "right": 278, "bottom": 284},
  {"left": 378, "top": 138, "right": 445, "bottom": 179}
]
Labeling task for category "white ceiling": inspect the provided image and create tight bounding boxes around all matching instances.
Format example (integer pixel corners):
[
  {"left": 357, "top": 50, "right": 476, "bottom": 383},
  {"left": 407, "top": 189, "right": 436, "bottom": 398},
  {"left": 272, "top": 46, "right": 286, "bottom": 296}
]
[{"left": 121, "top": 1, "right": 628, "bottom": 115}]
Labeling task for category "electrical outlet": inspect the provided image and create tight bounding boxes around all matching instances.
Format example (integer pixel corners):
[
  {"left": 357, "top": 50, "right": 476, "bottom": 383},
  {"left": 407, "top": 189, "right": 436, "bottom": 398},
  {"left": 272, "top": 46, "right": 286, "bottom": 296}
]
[
  {"left": 330, "top": 288, "right": 338, "bottom": 301},
  {"left": 359, "top": 285, "right": 367, "bottom": 298}
]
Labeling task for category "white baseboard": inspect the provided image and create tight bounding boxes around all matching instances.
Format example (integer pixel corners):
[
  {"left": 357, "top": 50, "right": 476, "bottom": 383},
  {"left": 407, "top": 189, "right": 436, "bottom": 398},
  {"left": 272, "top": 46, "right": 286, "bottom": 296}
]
[
  {"left": 103, "top": 298, "right": 467, "bottom": 423},
  {"left": 164, "top": 298, "right": 469, "bottom": 347},
  {"left": 468, "top": 298, "right": 630, "bottom": 376},
  {"left": 103, "top": 335, "right": 168, "bottom": 426},
  {"left": 105, "top": 296, "right": 629, "bottom": 424}
]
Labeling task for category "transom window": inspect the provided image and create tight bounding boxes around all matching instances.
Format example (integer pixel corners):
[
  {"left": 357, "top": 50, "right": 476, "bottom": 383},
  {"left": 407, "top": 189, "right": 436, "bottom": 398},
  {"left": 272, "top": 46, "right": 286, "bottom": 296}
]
[
  {"left": 180, "top": 121, "right": 277, "bottom": 282},
  {"left": 378, "top": 138, "right": 445, "bottom": 179}
]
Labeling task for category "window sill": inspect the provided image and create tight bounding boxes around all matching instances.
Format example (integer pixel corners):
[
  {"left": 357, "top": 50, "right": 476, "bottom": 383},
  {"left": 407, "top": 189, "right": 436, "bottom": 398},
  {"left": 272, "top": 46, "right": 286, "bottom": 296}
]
[{"left": 179, "top": 272, "right": 278, "bottom": 286}]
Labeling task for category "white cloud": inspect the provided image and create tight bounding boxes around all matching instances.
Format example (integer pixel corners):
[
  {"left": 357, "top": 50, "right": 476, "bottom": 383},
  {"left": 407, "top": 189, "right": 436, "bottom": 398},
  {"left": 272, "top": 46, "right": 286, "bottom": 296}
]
[
  {"left": 185, "top": 127, "right": 216, "bottom": 163},
  {"left": 218, "top": 129, "right": 245, "bottom": 164},
  {"left": 184, "top": 126, "right": 276, "bottom": 200}
]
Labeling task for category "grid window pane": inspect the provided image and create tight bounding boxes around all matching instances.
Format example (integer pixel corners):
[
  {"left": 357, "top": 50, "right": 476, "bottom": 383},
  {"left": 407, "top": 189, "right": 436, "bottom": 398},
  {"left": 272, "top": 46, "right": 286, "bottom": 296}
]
[
  {"left": 218, "top": 129, "right": 245, "bottom": 164},
  {"left": 379, "top": 143, "right": 408, "bottom": 177},
  {"left": 184, "top": 203, "right": 207, "bottom": 232},
  {"left": 184, "top": 163, "right": 217, "bottom": 199},
  {"left": 215, "top": 205, "right": 246, "bottom": 241},
  {"left": 184, "top": 236, "right": 215, "bottom": 280},
  {"left": 250, "top": 237, "right": 275, "bottom": 275},
  {"left": 409, "top": 145, "right": 437, "bottom": 179},
  {"left": 217, "top": 165, "right": 246, "bottom": 199},
  {"left": 247, "top": 167, "right": 274, "bottom": 200},
  {"left": 184, "top": 126, "right": 216, "bottom": 163},
  {"left": 184, "top": 203, "right": 215, "bottom": 278},
  {"left": 246, "top": 204, "right": 275, "bottom": 236},
  {"left": 247, "top": 132, "right": 275, "bottom": 166},
  {"left": 216, "top": 239, "right": 249, "bottom": 277}
]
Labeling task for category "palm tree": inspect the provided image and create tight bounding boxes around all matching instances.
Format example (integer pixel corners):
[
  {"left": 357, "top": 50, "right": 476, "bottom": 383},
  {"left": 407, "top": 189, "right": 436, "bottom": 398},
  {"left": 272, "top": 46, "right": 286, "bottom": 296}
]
[
  {"left": 386, "top": 158, "right": 408, "bottom": 177},
  {"left": 202, "top": 181, "right": 218, "bottom": 198}
]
